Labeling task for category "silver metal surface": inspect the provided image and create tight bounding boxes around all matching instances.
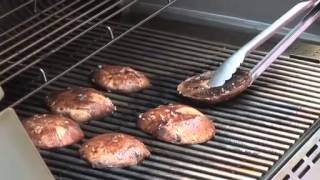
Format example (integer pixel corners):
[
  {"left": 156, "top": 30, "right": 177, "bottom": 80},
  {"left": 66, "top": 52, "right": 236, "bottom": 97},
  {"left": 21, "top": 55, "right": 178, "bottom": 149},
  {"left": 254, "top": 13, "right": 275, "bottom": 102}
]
[
  {"left": 251, "top": 1, "right": 320, "bottom": 81},
  {"left": 0, "top": 0, "right": 139, "bottom": 85},
  {"left": 33, "top": 0, "right": 37, "bottom": 13},
  {"left": 0, "top": 86, "right": 4, "bottom": 101},
  {"left": 273, "top": 126, "right": 320, "bottom": 180},
  {"left": 208, "top": 0, "right": 317, "bottom": 87},
  {"left": 107, "top": 26, "right": 115, "bottom": 40},
  {"left": 7, "top": 0, "right": 178, "bottom": 107},
  {"left": 0, "top": 0, "right": 33, "bottom": 20},
  {"left": 0, "top": 0, "right": 79, "bottom": 48},
  {"left": 0, "top": 0, "right": 68, "bottom": 38},
  {"left": 0, "top": 0, "right": 113, "bottom": 61},
  {"left": 0, "top": 108, "right": 54, "bottom": 180},
  {"left": 38, "top": 68, "right": 47, "bottom": 83}
]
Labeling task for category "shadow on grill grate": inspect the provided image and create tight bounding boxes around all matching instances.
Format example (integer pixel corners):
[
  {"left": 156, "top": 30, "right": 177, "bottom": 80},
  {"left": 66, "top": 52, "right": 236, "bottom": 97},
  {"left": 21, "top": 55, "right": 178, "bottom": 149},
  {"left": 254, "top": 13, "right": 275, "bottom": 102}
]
[{"left": 0, "top": 19, "right": 318, "bottom": 179}]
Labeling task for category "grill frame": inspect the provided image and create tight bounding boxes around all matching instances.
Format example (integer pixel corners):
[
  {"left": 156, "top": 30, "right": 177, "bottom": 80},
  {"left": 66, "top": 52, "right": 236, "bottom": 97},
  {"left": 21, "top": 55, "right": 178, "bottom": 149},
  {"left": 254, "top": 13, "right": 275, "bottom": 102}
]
[
  {"left": 270, "top": 123, "right": 320, "bottom": 180},
  {"left": 1, "top": 1, "right": 320, "bottom": 180}
]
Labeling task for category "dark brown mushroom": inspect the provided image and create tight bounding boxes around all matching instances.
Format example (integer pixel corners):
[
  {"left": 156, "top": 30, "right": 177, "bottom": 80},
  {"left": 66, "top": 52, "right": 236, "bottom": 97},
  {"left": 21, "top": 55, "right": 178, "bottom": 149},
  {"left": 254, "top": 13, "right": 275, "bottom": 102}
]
[
  {"left": 80, "top": 133, "right": 150, "bottom": 168},
  {"left": 92, "top": 65, "right": 150, "bottom": 93},
  {"left": 137, "top": 104, "right": 215, "bottom": 144},
  {"left": 46, "top": 87, "right": 116, "bottom": 123},
  {"left": 23, "top": 114, "right": 84, "bottom": 149},
  {"left": 177, "top": 70, "right": 252, "bottom": 104}
]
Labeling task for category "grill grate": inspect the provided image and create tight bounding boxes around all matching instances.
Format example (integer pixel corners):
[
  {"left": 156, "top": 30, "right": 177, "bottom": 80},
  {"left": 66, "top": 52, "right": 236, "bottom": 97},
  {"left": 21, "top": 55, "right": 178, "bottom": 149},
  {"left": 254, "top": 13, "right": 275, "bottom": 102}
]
[
  {"left": 0, "top": 0, "right": 34, "bottom": 20},
  {"left": 0, "top": 0, "right": 139, "bottom": 85},
  {"left": 0, "top": 0, "right": 176, "bottom": 105},
  {"left": 1, "top": 21, "right": 319, "bottom": 179}
]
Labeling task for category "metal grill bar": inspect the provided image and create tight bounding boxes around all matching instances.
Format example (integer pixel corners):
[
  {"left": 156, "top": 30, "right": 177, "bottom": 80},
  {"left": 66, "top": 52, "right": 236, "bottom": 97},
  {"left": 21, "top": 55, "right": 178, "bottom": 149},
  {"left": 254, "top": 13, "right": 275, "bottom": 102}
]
[
  {"left": 56, "top": 30, "right": 316, "bottom": 128},
  {"left": 126, "top": 25, "right": 319, "bottom": 68},
  {"left": 0, "top": 0, "right": 82, "bottom": 48},
  {"left": 0, "top": 0, "right": 137, "bottom": 84},
  {"left": 5, "top": 0, "right": 177, "bottom": 105},
  {"left": 110, "top": 29, "right": 319, "bottom": 111},
  {"left": 1, "top": 9, "right": 319, "bottom": 179},
  {"left": 3, "top": 21, "right": 318, "bottom": 119},
  {"left": 119, "top": 30, "right": 320, "bottom": 81},
  {"left": 49, "top": 53, "right": 315, "bottom": 132},
  {"left": 2, "top": 24, "right": 318, "bottom": 179},
  {"left": 55, "top": 24, "right": 319, "bottom": 115},
  {"left": 79, "top": 22, "right": 320, "bottom": 88},
  {"left": 0, "top": 0, "right": 33, "bottom": 20},
  {"left": 0, "top": 0, "right": 102, "bottom": 56},
  {"left": 12, "top": 23, "right": 318, "bottom": 128},
  {"left": 5, "top": 75, "right": 278, "bottom": 166},
  {"left": 17, "top": 103, "right": 266, "bottom": 179},
  {"left": 0, "top": 0, "right": 67, "bottom": 38},
  {"left": 0, "top": 0, "right": 118, "bottom": 68},
  {"left": 16, "top": 92, "right": 266, "bottom": 180},
  {"left": 50, "top": 43, "right": 307, "bottom": 148},
  {"left": 110, "top": 38, "right": 320, "bottom": 104}
]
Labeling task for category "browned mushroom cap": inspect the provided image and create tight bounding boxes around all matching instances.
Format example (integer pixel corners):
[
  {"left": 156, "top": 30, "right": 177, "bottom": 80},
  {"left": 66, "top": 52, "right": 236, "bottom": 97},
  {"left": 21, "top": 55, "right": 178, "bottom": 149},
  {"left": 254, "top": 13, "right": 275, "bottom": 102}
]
[
  {"left": 23, "top": 114, "right": 84, "bottom": 149},
  {"left": 177, "top": 70, "right": 252, "bottom": 104},
  {"left": 137, "top": 104, "right": 215, "bottom": 144},
  {"left": 46, "top": 87, "right": 116, "bottom": 123},
  {"left": 92, "top": 65, "right": 151, "bottom": 93},
  {"left": 80, "top": 133, "right": 150, "bottom": 168}
]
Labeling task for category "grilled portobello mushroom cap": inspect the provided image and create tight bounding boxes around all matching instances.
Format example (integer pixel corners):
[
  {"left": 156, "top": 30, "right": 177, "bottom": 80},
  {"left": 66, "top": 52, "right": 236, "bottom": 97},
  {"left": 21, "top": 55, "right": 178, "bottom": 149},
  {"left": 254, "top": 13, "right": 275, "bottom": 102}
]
[
  {"left": 46, "top": 87, "right": 116, "bottom": 123},
  {"left": 23, "top": 114, "right": 84, "bottom": 149},
  {"left": 177, "top": 70, "right": 251, "bottom": 104},
  {"left": 138, "top": 104, "right": 215, "bottom": 144},
  {"left": 92, "top": 65, "right": 150, "bottom": 93},
  {"left": 80, "top": 133, "right": 150, "bottom": 168}
]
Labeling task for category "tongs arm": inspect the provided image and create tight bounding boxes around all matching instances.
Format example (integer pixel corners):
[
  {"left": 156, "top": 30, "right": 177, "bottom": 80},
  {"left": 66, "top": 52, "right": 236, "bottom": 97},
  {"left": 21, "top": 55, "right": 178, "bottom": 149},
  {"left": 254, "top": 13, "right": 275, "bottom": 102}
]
[
  {"left": 208, "top": 0, "right": 318, "bottom": 87},
  {"left": 250, "top": 1, "right": 320, "bottom": 81}
]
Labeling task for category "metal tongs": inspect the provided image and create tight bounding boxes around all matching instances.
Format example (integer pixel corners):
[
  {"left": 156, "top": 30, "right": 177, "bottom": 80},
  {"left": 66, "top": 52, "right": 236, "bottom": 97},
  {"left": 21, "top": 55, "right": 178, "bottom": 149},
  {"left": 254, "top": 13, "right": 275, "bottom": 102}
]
[{"left": 209, "top": 0, "right": 320, "bottom": 87}]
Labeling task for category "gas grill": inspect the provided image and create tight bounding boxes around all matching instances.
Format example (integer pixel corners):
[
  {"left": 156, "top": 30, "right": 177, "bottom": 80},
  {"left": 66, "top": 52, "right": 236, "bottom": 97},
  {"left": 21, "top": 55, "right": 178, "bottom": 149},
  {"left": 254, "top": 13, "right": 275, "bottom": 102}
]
[{"left": 0, "top": 0, "right": 320, "bottom": 179}]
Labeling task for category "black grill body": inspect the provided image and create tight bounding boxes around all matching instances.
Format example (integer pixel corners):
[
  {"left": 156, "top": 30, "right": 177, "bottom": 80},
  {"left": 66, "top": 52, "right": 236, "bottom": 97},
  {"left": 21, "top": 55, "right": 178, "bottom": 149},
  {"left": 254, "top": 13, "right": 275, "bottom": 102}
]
[{"left": 0, "top": 1, "right": 320, "bottom": 180}]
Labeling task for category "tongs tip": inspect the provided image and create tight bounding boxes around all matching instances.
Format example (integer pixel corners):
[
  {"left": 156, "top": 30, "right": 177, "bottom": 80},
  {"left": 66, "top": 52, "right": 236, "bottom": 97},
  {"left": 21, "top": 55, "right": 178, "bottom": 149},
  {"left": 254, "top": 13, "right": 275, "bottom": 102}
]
[{"left": 208, "top": 52, "right": 245, "bottom": 88}]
